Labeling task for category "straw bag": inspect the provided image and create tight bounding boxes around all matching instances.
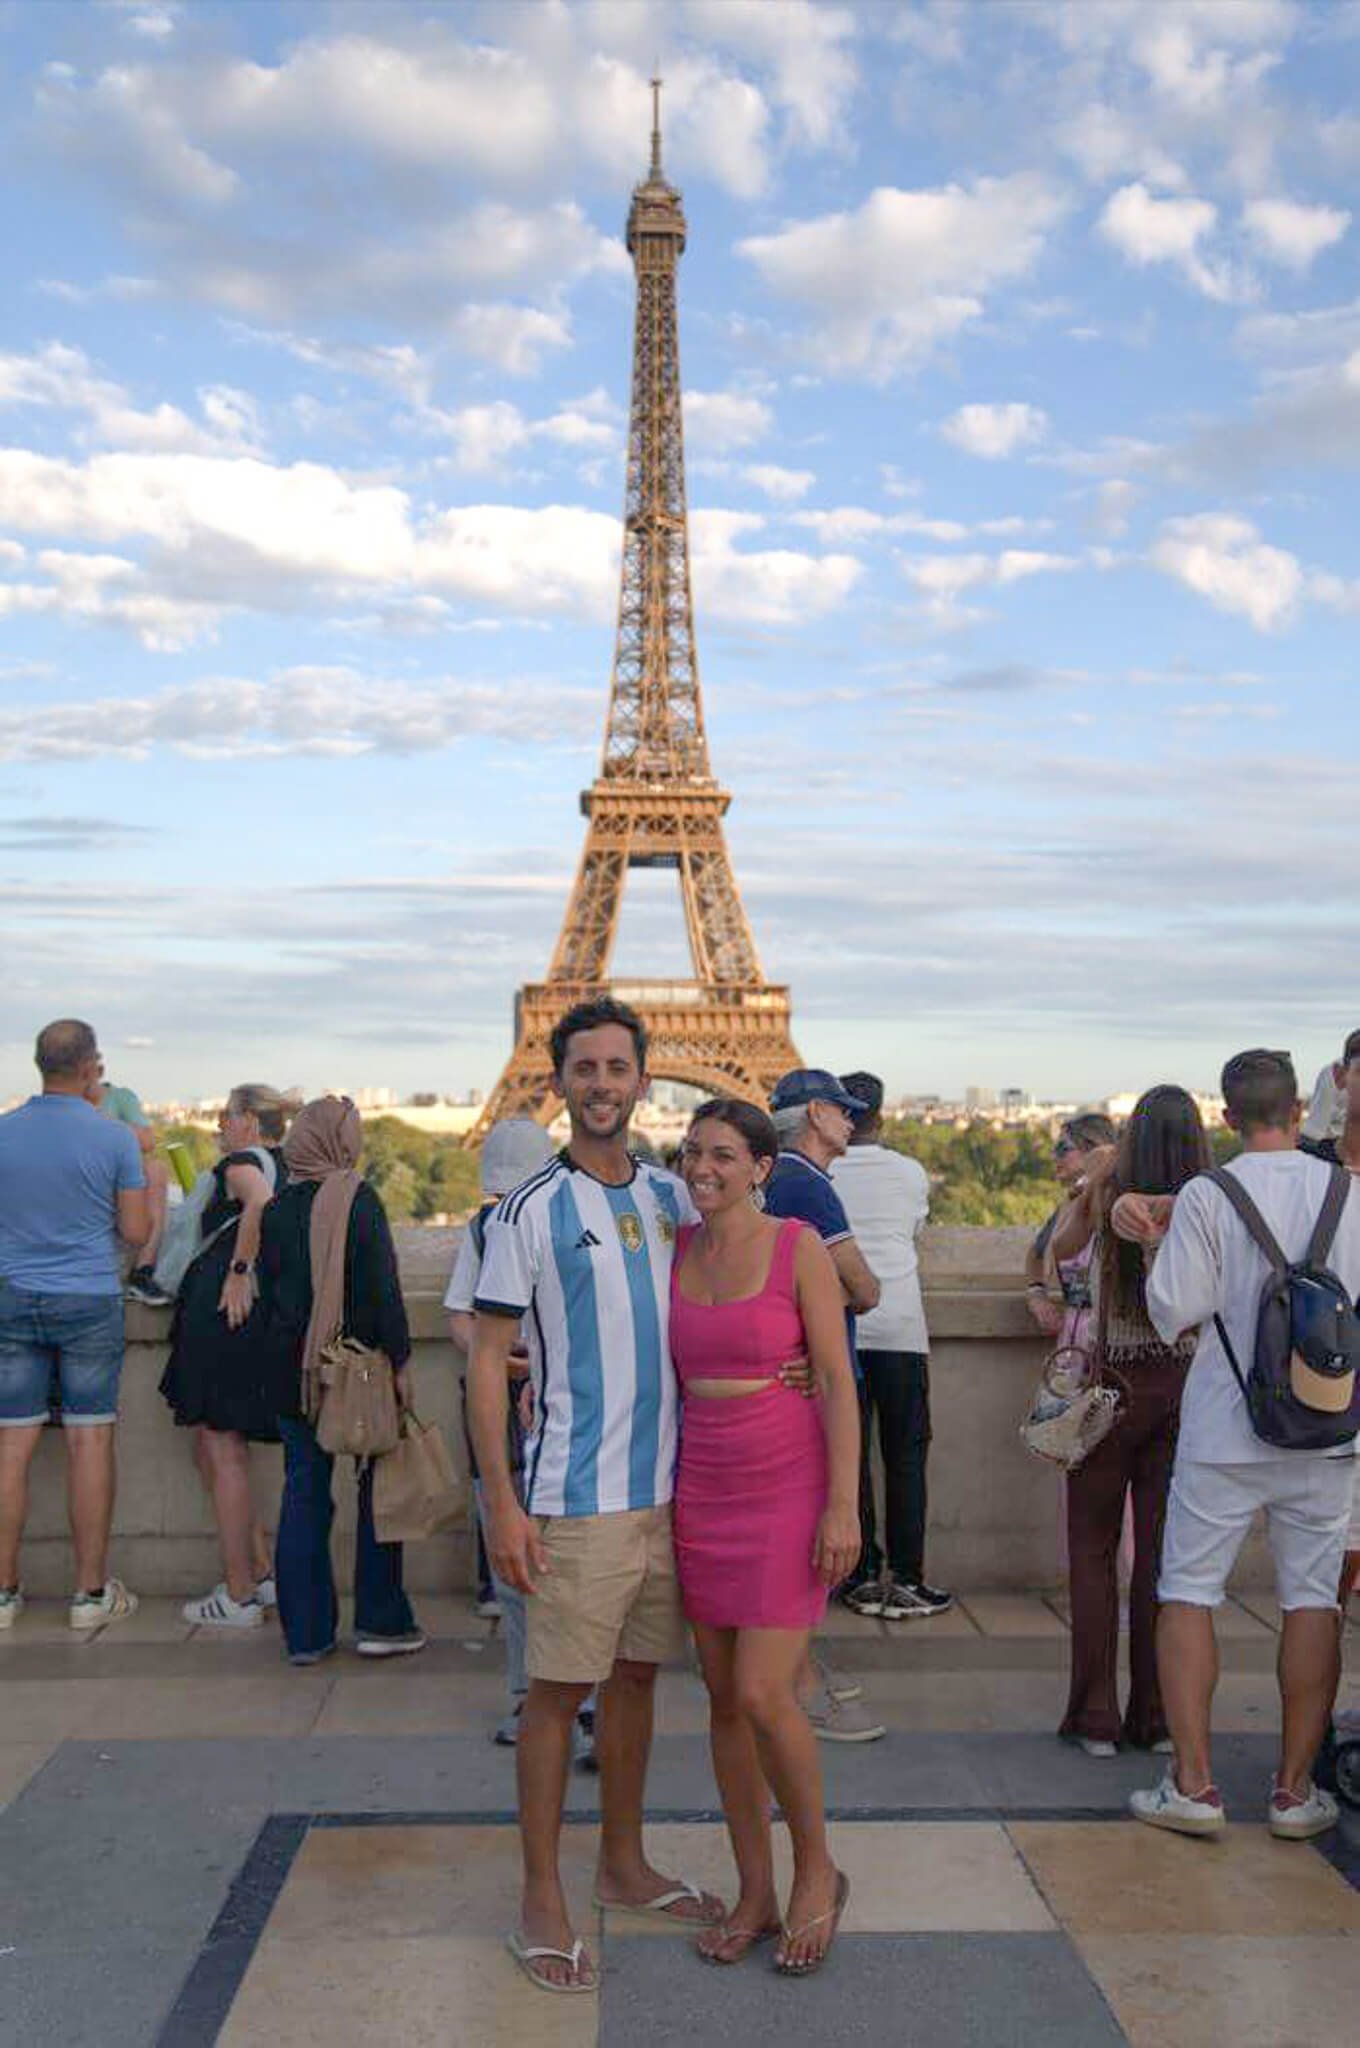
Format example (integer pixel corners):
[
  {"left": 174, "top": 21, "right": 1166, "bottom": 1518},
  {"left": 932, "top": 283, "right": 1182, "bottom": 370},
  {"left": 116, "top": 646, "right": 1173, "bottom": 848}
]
[
  {"left": 1020, "top": 1269, "right": 1124, "bottom": 1472},
  {"left": 373, "top": 1409, "right": 464, "bottom": 1542},
  {"left": 313, "top": 1334, "right": 401, "bottom": 1459},
  {"left": 1019, "top": 1345, "right": 1123, "bottom": 1470}
]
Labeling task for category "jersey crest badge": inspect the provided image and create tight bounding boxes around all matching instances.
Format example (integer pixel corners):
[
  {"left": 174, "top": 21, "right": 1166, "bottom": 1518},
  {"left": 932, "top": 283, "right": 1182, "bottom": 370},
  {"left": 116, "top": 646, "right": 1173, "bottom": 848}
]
[{"left": 616, "top": 1211, "right": 644, "bottom": 1253}]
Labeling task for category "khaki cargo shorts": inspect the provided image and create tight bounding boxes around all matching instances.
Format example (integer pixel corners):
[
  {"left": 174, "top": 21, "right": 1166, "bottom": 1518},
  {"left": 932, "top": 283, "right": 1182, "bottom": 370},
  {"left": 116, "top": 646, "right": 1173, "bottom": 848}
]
[{"left": 526, "top": 1503, "right": 687, "bottom": 1684}]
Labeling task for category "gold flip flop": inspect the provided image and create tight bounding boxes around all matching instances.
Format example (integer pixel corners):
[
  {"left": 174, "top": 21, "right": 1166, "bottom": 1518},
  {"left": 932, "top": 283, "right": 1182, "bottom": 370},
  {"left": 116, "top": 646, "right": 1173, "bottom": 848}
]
[
  {"left": 697, "top": 1919, "right": 781, "bottom": 1966},
  {"left": 773, "top": 1870, "right": 850, "bottom": 1977}
]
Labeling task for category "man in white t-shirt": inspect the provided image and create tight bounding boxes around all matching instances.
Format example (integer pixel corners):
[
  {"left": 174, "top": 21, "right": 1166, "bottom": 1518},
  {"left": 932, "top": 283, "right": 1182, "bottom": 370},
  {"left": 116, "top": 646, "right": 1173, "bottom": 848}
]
[
  {"left": 831, "top": 1072, "right": 950, "bottom": 1620},
  {"left": 1123, "top": 1049, "right": 1360, "bottom": 1843}
]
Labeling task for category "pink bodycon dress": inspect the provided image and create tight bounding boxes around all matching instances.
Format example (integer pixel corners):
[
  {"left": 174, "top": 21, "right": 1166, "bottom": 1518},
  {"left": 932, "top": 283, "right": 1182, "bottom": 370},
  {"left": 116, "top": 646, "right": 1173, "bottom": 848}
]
[{"left": 670, "top": 1217, "right": 829, "bottom": 1630}]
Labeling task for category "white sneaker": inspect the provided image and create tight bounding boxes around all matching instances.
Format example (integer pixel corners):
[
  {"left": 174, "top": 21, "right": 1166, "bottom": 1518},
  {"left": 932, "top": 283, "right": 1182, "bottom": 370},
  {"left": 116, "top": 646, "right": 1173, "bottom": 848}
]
[
  {"left": 0, "top": 1585, "right": 23, "bottom": 1629},
  {"left": 1080, "top": 1737, "right": 1119, "bottom": 1758},
  {"left": 255, "top": 1576, "right": 277, "bottom": 1609},
  {"left": 183, "top": 1584, "right": 264, "bottom": 1629},
  {"left": 1268, "top": 1781, "right": 1338, "bottom": 1840},
  {"left": 69, "top": 1578, "right": 139, "bottom": 1631},
  {"left": 1130, "top": 1770, "right": 1225, "bottom": 1837},
  {"left": 814, "top": 1658, "right": 863, "bottom": 1704}
]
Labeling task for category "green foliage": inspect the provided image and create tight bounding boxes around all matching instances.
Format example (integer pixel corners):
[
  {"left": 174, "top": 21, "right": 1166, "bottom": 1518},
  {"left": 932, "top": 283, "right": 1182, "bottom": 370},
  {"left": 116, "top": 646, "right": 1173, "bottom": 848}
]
[
  {"left": 354, "top": 1117, "right": 483, "bottom": 1224},
  {"left": 877, "top": 1118, "right": 1241, "bottom": 1227},
  {"left": 150, "top": 1114, "right": 486, "bottom": 1224}
]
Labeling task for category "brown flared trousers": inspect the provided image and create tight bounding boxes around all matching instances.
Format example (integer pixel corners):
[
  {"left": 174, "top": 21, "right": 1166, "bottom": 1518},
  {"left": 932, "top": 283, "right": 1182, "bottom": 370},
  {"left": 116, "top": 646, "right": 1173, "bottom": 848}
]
[{"left": 1059, "top": 1352, "right": 1189, "bottom": 1748}]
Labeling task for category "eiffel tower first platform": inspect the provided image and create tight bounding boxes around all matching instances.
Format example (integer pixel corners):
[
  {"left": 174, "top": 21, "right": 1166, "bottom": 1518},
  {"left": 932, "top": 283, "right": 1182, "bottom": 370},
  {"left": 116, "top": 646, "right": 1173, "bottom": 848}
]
[{"left": 472, "top": 87, "right": 800, "bottom": 1140}]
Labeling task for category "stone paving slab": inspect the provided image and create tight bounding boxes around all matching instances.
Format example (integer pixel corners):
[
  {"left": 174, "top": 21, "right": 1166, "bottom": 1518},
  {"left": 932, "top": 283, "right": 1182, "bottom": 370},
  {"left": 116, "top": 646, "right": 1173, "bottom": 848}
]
[{"left": 600, "top": 1932, "right": 1126, "bottom": 2047}]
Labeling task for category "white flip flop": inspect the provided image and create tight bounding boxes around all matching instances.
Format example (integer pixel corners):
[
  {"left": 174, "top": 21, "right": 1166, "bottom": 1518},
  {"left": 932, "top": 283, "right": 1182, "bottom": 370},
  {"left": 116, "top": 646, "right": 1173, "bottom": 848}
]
[{"left": 505, "top": 1930, "right": 597, "bottom": 1995}]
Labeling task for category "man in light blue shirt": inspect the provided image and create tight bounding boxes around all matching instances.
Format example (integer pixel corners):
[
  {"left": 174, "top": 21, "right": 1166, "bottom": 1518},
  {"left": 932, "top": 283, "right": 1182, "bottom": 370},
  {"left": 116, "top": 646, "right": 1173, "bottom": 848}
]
[{"left": 0, "top": 1019, "right": 149, "bottom": 1631}]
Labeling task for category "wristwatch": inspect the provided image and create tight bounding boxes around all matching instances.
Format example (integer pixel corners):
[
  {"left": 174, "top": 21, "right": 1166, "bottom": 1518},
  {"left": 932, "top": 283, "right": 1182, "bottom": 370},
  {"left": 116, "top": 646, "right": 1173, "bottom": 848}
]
[{"left": 230, "top": 1259, "right": 253, "bottom": 1276}]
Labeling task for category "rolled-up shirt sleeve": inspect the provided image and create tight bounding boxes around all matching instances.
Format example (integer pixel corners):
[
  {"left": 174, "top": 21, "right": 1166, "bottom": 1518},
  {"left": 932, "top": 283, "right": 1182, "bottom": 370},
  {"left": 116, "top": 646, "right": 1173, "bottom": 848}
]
[
  {"left": 474, "top": 1203, "right": 539, "bottom": 1318},
  {"left": 1146, "top": 1180, "right": 1222, "bottom": 1345}
]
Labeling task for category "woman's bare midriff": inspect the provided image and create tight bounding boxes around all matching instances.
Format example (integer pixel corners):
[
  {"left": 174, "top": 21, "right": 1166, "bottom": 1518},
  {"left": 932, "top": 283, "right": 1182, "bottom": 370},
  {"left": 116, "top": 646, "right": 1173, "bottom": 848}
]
[{"left": 685, "top": 1377, "right": 778, "bottom": 1400}]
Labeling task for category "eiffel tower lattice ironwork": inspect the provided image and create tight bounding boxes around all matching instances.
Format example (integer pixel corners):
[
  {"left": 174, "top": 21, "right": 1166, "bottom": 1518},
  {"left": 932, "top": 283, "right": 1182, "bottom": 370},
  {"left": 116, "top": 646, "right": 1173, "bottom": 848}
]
[{"left": 472, "top": 84, "right": 799, "bottom": 1139}]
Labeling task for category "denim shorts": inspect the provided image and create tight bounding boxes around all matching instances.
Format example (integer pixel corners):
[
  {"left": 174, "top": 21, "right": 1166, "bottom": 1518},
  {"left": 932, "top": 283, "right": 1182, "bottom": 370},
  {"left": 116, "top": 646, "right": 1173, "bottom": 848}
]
[{"left": 0, "top": 1277, "right": 125, "bottom": 1427}]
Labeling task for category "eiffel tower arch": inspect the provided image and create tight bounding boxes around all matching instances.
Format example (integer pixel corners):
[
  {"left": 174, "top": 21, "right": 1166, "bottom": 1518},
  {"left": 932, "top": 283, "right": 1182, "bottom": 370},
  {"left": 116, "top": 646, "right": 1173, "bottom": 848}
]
[{"left": 471, "top": 86, "right": 800, "bottom": 1141}]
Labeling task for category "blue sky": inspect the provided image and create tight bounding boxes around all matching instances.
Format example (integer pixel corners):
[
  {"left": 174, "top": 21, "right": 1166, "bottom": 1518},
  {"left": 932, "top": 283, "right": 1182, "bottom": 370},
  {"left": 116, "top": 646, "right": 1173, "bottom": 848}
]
[{"left": 0, "top": 0, "right": 1356, "bottom": 1108}]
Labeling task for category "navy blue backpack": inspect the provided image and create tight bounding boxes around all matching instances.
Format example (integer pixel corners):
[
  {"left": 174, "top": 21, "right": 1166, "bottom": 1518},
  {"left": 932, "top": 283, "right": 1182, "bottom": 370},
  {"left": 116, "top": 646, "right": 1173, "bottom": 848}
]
[{"left": 1207, "top": 1164, "right": 1360, "bottom": 1451}]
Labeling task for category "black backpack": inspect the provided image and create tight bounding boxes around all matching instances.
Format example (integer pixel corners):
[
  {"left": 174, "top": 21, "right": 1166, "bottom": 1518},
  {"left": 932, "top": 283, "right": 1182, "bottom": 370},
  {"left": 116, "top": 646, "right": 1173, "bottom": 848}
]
[{"left": 1206, "top": 1164, "right": 1360, "bottom": 1452}]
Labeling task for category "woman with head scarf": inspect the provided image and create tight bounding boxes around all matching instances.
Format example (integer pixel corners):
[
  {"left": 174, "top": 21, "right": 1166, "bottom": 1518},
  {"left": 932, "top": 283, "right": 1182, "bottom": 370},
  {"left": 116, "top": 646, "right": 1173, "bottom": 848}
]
[{"left": 259, "top": 1097, "right": 423, "bottom": 1665}]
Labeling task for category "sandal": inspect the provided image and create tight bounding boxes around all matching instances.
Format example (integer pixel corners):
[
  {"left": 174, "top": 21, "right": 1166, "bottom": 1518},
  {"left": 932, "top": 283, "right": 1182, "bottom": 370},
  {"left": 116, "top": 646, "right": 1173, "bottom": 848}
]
[
  {"left": 697, "top": 1919, "right": 781, "bottom": 1966},
  {"left": 773, "top": 1870, "right": 850, "bottom": 1977},
  {"left": 505, "top": 1930, "right": 597, "bottom": 1995},
  {"left": 591, "top": 1877, "right": 723, "bottom": 1925}
]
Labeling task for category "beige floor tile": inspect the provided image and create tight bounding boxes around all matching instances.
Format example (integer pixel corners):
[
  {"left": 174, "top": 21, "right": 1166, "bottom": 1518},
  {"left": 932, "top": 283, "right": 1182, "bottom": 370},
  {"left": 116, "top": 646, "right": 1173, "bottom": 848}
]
[
  {"left": 813, "top": 1604, "right": 884, "bottom": 1641},
  {"left": 69, "top": 1673, "right": 333, "bottom": 1739},
  {"left": 1231, "top": 1590, "right": 1283, "bottom": 1632},
  {"left": 0, "top": 1681, "right": 101, "bottom": 1742},
  {"left": 1211, "top": 1599, "right": 1276, "bottom": 1640},
  {"left": 0, "top": 1740, "right": 59, "bottom": 1808},
  {"left": 1078, "top": 1935, "right": 1360, "bottom": 2048},
  {"left": 0, "top": 1598, "right": 97, "bottom": 1646},
  {"left": 832, "top": 1668, "right": 1060, "bottom": 1732},
  {"left": 604, "top": 1819, "right": 1054, "bottom": 1937},
  {"left": 961, "top": 1593, "right": 1069, "bottom": 1639},
  {"left": 263, "top": 1825, "right": 598, "bottom": 1944},
  {"left": 1009, "top": 1822, "right": 1360, "bottom": 1937},
  {"left": 310, "top": 1675, "right": 505, "bottom": 1738},
  {"left": 219, "top": 1932, "right": 598, "bottom": 2048},
  {"left": 86, "top": 1598, "right": 198, "bottom": 1645}
]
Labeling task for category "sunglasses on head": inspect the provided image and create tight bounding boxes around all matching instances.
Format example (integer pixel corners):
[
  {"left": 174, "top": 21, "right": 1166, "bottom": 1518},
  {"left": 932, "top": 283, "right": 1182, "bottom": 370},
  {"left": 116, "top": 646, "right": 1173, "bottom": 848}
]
[{"left": 1054, "top": 1136, "right": 1079, "bottom": 1158}]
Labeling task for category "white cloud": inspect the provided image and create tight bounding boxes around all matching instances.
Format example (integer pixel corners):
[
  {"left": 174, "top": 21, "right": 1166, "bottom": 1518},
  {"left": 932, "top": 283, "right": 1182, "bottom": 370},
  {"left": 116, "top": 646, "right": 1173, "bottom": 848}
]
[
  {"left": 1059, "top": 102, "right": 1187, "bottom": 189},
  {"left": 683, "top": 390, "right": 773, "bottom": 452},
  {"left": 0, "top": 342, "right": 264, "bottom": 456},
  {"left": 683, "top": 0, "right": 857, "bottom": 149},
  {"left": 742, "top": 464, "right": 815, "bottom": 503},
  {"left": 1148, "top": 512, "right": 1303, "bottom": 631},
  {"left": 1242, "top": 197, "right": 1350, "bottom": 270},
  {"left": 792, "top": 506, "right": 968, "bottom": 545},
  {"left": 447, "top": 303, "right": 574, "bottom": 377},
  {"left": 940, "top": 402, "right": 1049, "bottom": 459},
  {"left": 440, "top": 401, "right": 532, "bottom": 475},
  {"left": 1097, "top": 182, "right": 1249, "bottom": 301},
  {"left": 0, "top": 666, "right": 605, "bottom": 763},
  {"left": 689, "top": 510, "right": 861, "bottom": 626},
  {"left": 739, "top": 175, "right": 1068, "bottom": 378},
  {"left": 901, "top": 546, "right": 1080, "bottom": 621}
]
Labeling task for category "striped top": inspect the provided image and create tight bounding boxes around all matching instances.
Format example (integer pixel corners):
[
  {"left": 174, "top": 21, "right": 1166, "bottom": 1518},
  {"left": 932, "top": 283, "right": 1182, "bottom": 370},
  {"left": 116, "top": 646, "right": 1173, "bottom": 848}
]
[{"left": 475, "top": 1152, "right": 698, "bottom": 1517}]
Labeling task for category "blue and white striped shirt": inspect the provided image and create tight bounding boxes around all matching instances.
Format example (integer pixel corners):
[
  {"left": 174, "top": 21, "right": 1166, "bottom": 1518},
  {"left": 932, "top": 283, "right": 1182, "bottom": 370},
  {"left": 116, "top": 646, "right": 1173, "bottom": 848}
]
[{"left": 475, "top": 1152, "right": 697, "bottom": 1517}]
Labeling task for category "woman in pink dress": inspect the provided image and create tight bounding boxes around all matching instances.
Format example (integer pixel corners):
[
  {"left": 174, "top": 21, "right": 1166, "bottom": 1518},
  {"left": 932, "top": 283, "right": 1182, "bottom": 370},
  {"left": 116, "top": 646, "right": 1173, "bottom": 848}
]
[{"left": 671, "top": 1098, "right": 861, "bottom": 1977}]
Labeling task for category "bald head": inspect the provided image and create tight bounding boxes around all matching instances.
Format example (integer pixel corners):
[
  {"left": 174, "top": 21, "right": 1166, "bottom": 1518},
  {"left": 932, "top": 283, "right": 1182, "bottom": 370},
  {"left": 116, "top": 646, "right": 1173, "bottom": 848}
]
[{"left": 35, "top": 1019, "right": 100, "bottom": 1089}]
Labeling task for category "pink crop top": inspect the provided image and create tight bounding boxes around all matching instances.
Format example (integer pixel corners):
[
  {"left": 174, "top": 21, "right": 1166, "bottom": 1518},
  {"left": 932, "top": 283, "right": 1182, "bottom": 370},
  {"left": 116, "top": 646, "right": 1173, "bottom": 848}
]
[{"left": 670, "top": 1218, "right": 808, "bottom": 1386}]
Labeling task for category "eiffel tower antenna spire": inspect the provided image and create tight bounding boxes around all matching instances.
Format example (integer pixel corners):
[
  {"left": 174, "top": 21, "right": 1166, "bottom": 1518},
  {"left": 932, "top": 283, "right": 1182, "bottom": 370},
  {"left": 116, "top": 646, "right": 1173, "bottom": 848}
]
[
  {"left": 650, "top": 72, "right": 663, "bottom": 178},
  {"left": 471, "top": 91, "right": 799, "bottom": 1139}
]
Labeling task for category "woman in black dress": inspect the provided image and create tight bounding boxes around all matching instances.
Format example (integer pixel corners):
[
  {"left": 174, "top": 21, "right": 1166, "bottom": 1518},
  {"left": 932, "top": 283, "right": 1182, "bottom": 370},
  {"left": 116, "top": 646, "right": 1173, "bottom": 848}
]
[
  {"left": 160, "top": 1084, "right": 292, "bottom": 1628},
  {"left": 260, "top": 1095, "right": 423, "bottom": 1665}
]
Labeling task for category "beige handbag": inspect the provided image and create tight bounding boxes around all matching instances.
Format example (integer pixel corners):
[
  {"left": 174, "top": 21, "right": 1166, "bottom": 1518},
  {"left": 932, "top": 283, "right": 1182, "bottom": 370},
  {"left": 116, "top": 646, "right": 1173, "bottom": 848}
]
[
  {"left": 313, "top": 1334, "right": 401, "bottom": 1459},
  {"left": 373, "top": 1409, "right": 464, "bottom": 1543},
  {"left": 1019, "top": 1344, "right": 1123, "bottom": 1471}
]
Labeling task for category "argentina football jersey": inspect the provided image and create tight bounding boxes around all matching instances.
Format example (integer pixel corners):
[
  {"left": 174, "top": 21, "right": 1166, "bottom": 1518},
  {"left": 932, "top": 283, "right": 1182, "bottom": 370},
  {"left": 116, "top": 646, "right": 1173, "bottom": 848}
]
[{"left": 475, "top": 1153, "right": 698, "bottom": 1517}]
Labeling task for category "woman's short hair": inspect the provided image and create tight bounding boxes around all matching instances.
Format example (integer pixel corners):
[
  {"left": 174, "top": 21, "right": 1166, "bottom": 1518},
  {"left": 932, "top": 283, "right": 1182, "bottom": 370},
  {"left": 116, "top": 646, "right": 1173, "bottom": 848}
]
[
  {"left": 688, "top": 1097, "right": 780, "bottom": 1166},
  {"left": 227, "top": 1084, "right": 294, "bottom": 1145}
]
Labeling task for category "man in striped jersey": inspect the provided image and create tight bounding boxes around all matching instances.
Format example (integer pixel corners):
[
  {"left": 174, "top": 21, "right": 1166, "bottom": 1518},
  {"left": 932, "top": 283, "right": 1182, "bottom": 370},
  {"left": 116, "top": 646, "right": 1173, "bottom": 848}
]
[{"left": 469, "top": 998, "right": 723, "bottom": 1993}]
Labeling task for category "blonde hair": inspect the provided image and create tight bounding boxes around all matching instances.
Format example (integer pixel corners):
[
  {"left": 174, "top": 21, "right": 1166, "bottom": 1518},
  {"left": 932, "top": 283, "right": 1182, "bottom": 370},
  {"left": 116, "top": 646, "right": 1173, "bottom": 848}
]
[{"left": 226, "top": 1084, "right": 295, "bottom": 1144}]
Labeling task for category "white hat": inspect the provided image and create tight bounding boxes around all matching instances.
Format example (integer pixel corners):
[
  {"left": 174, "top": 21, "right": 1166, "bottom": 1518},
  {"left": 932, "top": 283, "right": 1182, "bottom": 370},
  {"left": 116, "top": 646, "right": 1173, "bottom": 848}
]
[{"left": 482, "top": 1117, "right": 554, "bottom": 1197}]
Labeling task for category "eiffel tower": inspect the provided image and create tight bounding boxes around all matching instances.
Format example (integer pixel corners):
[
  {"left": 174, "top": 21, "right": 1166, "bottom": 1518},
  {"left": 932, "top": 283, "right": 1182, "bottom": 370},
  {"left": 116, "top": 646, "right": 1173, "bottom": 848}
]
[{"left": 472, "top": 84, "right": 800, "bottom": 1139}]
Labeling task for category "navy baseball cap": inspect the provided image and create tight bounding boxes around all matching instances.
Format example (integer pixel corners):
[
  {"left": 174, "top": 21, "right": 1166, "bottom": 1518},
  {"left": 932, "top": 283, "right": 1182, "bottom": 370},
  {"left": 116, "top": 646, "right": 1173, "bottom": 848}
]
[{"left": 770, "top": 1068, "right": 868, "bottom": 1116}]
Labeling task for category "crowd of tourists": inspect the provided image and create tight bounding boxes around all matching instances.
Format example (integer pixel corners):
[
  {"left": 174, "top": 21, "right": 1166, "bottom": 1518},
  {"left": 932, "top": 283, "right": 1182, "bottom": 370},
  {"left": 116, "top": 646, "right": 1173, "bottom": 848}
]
[{"left": 0, "top": 1009, "right": 1357, "bottom": 1991}]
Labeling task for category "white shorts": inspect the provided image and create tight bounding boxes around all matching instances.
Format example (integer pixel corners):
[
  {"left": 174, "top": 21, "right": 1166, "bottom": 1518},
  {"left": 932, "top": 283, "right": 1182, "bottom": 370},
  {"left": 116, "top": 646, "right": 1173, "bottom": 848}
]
[{"left": 1158, "top": 1456, "right": 1354, "bottom": 1612}]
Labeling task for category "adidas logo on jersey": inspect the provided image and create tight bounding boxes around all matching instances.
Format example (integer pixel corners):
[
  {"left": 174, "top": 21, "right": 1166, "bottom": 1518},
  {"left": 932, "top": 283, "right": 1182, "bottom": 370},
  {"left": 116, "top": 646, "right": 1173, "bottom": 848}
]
[{"left": 574, "top": 1228, "right": 602, "bottom": 1250}]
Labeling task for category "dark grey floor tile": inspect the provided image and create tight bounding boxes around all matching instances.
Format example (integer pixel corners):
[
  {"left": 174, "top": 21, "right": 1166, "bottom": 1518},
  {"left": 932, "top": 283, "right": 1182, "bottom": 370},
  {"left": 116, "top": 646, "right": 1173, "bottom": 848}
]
[
  {"left": 600, "top": 1931, "right": 1126, "bottom": 2046},
  {"left": 0, "top": 1943, "right": 193, "bottom": 2048}
]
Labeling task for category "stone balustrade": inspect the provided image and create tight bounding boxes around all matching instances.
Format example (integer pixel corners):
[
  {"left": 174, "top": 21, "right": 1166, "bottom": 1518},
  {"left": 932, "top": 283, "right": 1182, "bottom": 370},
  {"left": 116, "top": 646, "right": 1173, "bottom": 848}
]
[{"left": 17, "top": 1225, "right": 1272, "bottom": 1595}]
